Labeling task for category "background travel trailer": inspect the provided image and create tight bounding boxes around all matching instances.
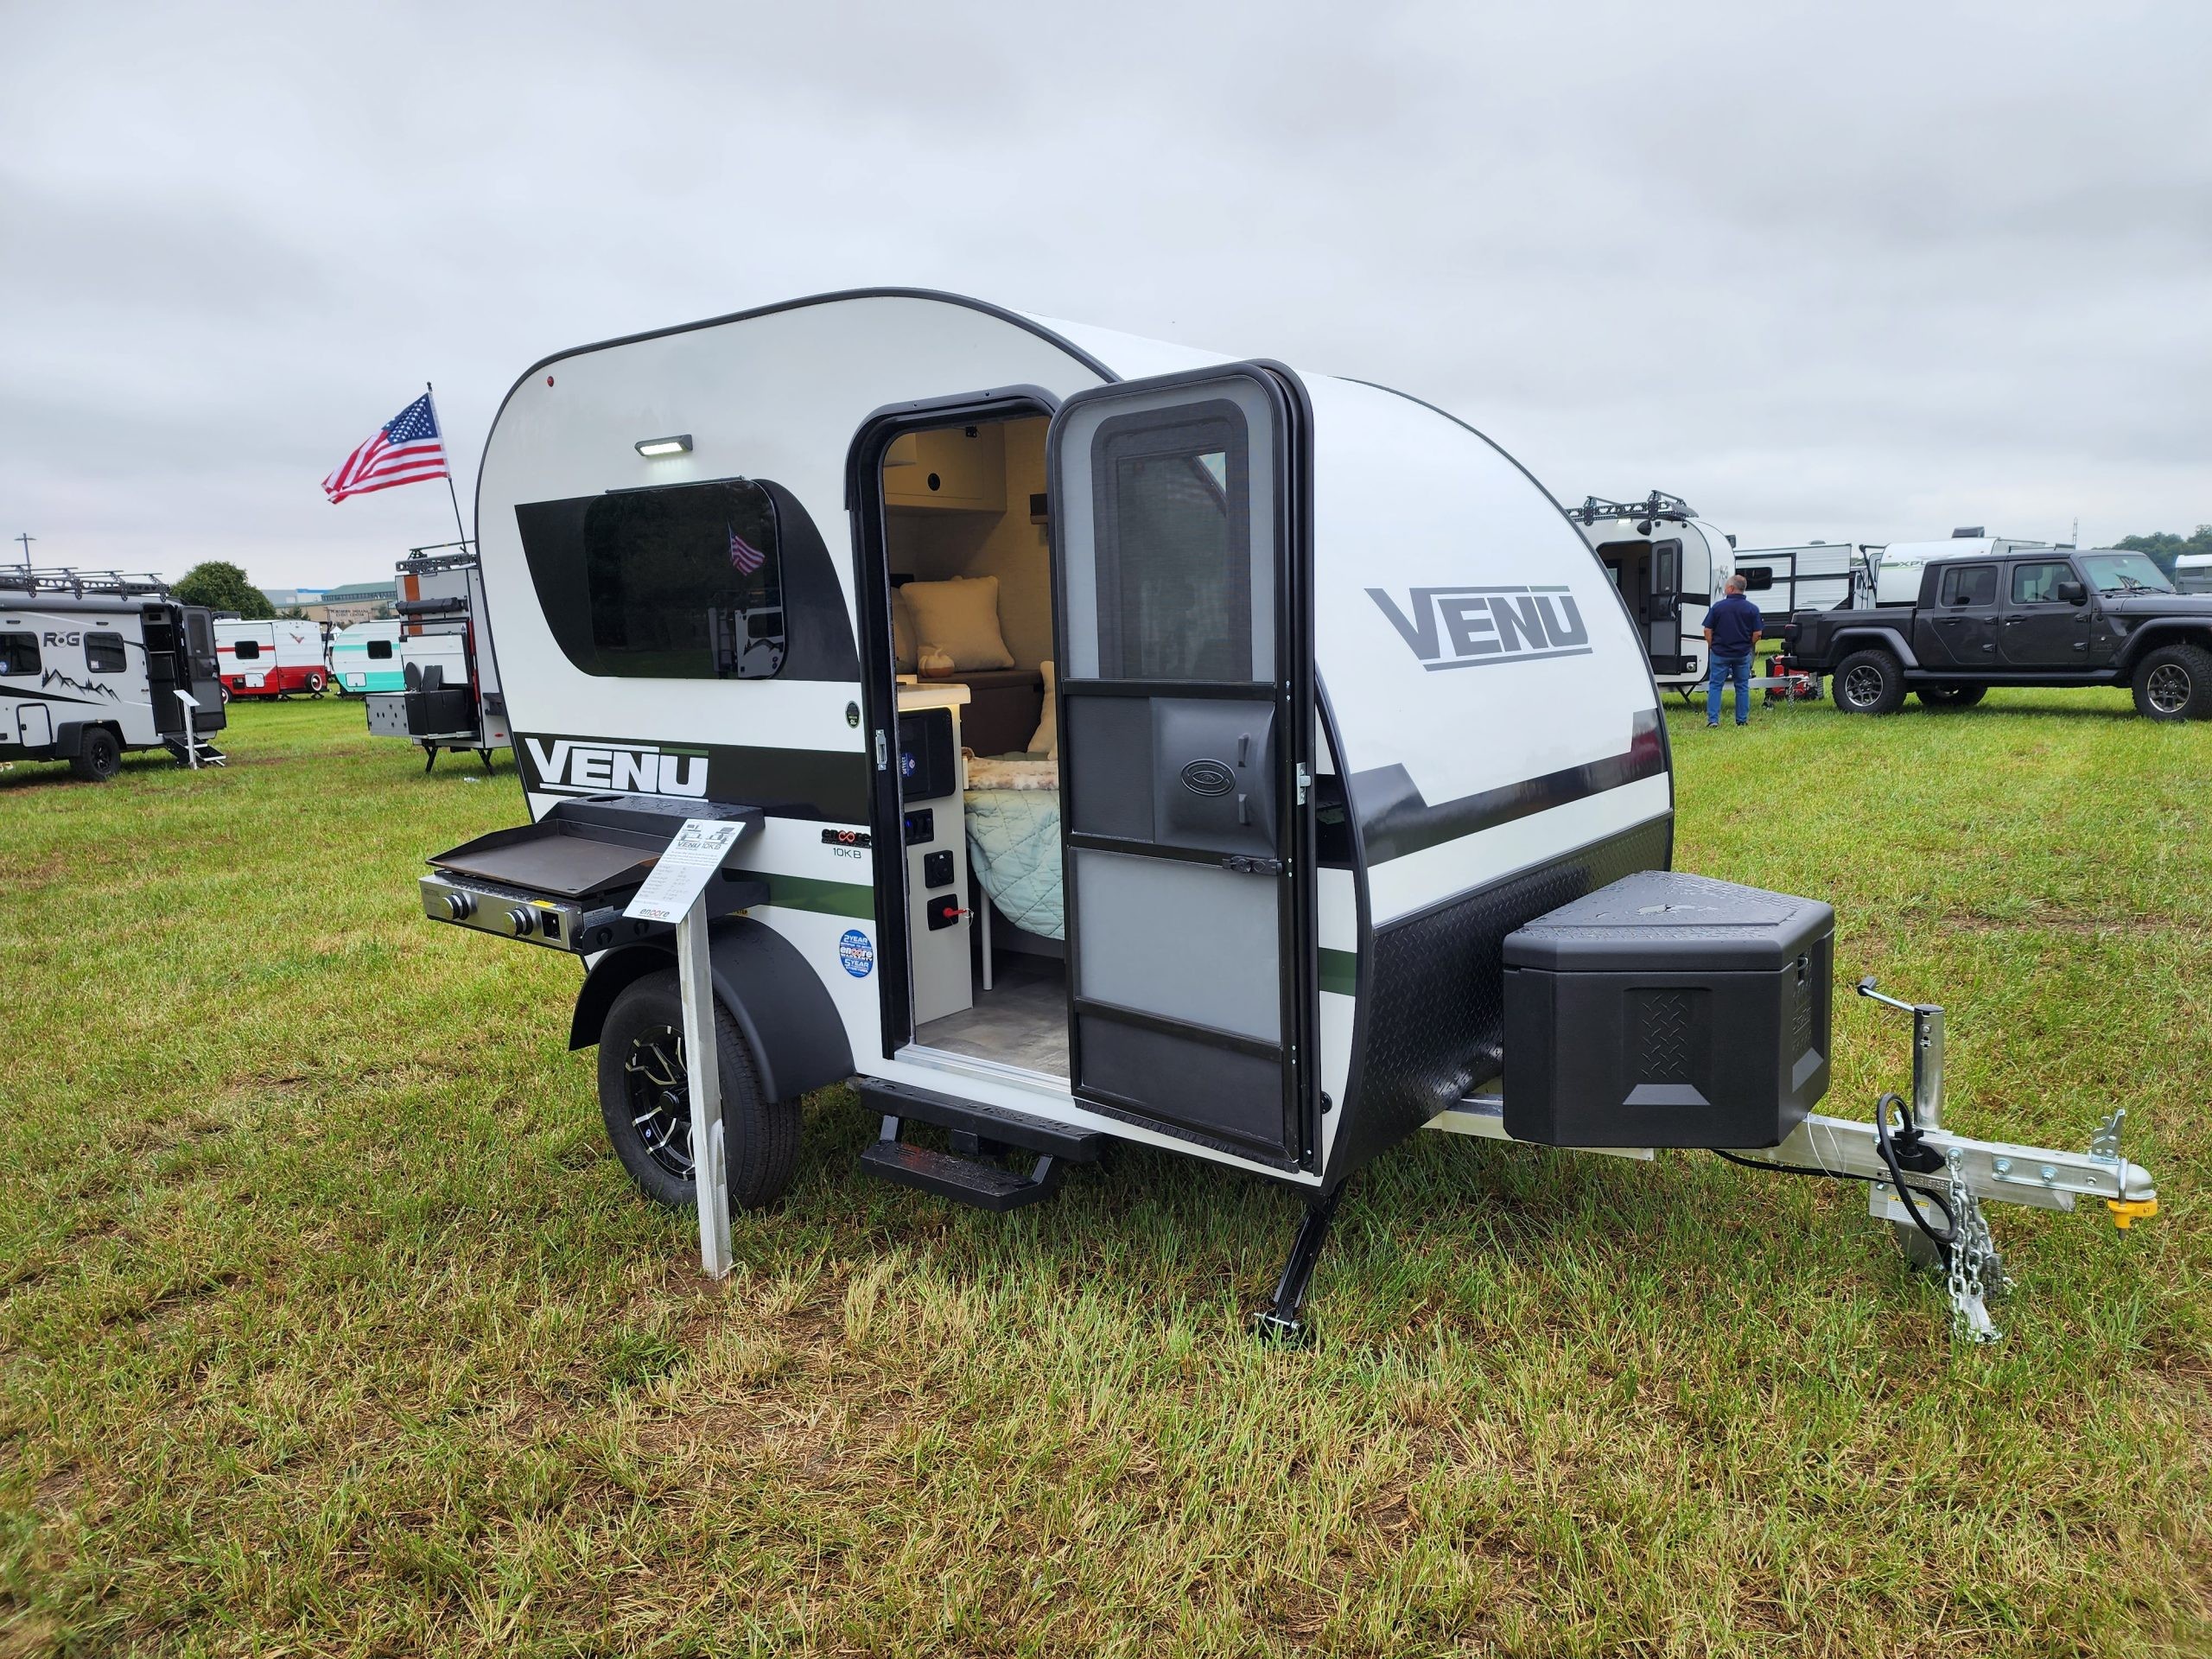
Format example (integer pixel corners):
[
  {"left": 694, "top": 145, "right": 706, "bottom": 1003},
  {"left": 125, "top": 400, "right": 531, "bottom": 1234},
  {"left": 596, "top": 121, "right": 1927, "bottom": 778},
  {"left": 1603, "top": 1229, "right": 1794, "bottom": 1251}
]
[
  {"left": 1732, "top": 542, "right": 1866, "bottom": 620},
  {"left": 327, "top": 619, "right": 403, "bottom": 695},
  {"left": 362, "top": 547, "right": 509, "bottom": 769},
  {"left": 413, "top": 289, "right": 2152, "bottom": 1336},
  {"left": 0, "top": 569, "right": 228, "bottom": 778},
  {"left": 1565, "top": 494, "right": 1736, "bottom": 692},
  {"left": 214, "top": 618, "right": 327, "bottom": 700}
]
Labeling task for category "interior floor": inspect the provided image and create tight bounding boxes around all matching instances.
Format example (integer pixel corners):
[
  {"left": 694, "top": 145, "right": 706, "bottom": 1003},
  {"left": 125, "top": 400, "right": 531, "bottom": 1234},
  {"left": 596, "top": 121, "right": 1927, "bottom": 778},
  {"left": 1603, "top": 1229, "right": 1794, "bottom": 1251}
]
[{"left": 912, "top": 950, "right": 1069, "bottom": 1077}]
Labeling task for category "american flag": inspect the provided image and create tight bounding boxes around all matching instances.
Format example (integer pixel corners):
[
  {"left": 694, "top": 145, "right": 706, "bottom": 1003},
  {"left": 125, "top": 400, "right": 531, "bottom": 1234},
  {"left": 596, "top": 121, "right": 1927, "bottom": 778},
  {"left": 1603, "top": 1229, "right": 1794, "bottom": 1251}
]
[
  {"left": 728, "top": 524, "right": 766, "bottom": 575},
  {"left": 322, "top": 394, "right": 449, "bottom": 503}
]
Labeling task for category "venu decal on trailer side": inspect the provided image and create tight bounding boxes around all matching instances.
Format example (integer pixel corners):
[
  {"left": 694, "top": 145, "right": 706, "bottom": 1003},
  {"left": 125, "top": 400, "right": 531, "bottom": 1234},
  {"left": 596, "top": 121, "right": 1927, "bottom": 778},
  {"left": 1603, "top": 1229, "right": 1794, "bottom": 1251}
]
[
  {"left": 520, "top": 736, "right": 709, "bottom": 797},
  {"left": 1368, "top": 586, "right": 1591, "bottom": 671}
]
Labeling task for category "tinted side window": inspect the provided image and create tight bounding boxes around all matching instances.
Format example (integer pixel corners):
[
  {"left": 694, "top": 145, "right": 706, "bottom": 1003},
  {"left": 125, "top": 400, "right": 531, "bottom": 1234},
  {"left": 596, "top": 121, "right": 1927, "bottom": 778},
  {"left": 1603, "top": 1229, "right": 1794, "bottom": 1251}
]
[
  {"left": 232, "top": 638, "right": 262, "bottom": 660},
  {"left": 85, "top": 632, "right": 128, "bottom": 672},
  {"left": 518, "top": 478, "right": 785, "bottom": 679},
  {"left": 1738, "top": 566, "right": 1775, "bottom": 591},
  {"left": 0, "top": 631, "right": 41, "bottom": 677},
  {"left": 2010, "top": 562, "right": 2072, "bottom": 605},
  {"left": 366, "top": 639, "right": 394, "bottom": 660},
  {"left": 1939, "top": 564, "right": 1997, "bottom": 607}
]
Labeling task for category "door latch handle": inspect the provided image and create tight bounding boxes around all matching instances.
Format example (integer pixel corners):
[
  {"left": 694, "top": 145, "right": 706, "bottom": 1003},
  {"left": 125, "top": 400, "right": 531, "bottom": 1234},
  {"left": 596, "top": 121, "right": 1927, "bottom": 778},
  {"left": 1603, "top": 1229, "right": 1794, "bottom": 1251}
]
[{"left": 1222, "top": 855, "right": 1284, "bottom": 875}]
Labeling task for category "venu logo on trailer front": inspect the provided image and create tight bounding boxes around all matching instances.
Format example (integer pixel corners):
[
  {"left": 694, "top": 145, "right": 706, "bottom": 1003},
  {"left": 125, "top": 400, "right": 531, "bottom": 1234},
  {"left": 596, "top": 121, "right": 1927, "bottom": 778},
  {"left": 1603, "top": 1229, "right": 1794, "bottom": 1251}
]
[
  {"left": 519, "top": 735, "right": 709, "bottom": 797},
  {"left": 1367, "top": 586, "right": 1592, "bottom": 671}
]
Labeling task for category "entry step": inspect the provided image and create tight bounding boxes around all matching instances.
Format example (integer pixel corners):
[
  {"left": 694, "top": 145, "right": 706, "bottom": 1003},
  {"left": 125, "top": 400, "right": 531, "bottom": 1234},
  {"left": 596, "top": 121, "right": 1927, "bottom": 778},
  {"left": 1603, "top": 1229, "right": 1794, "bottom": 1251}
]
[
  {"left": 859, "top": 1137, "right": 1064, "bottom": 1212},
  {"left": 858, "top": 1078, "right": 1106, "bottom": 1162}
]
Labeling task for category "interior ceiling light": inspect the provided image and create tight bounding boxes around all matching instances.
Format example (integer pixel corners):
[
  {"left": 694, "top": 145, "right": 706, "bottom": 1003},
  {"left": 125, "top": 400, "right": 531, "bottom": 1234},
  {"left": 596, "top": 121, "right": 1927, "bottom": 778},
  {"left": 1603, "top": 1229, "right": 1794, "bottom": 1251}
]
[{"left": 634, "top": 435, "right": 692, "bottom": 457}]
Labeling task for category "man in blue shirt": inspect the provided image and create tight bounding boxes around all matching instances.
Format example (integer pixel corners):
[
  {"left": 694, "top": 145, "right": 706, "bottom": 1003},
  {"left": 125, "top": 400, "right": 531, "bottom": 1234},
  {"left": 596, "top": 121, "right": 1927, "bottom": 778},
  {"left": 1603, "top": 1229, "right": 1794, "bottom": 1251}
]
[{"left": 1703, "top": 575, "right": 1764, "bottom": 728}]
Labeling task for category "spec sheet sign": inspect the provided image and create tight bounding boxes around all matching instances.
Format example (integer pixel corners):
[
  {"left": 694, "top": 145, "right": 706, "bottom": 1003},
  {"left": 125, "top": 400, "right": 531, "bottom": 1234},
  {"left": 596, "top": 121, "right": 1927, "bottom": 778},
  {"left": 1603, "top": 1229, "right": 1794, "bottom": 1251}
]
[{"left": 624, "top": 819, "right": 745, "bottom": 923}]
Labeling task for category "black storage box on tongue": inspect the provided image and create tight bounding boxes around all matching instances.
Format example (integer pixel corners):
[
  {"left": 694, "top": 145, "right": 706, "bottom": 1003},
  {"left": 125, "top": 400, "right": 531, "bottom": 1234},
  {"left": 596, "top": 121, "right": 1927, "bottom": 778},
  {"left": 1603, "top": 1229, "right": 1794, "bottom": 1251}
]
[{"left": 1501, "top": 871, "right": 1834, "bottom": 1149}]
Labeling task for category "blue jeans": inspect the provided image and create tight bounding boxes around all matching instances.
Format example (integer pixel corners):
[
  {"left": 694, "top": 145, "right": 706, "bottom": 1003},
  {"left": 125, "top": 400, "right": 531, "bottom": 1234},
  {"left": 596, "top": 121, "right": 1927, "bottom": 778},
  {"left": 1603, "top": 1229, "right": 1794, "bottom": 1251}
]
[{"left": 1707, "top": 652, "right": 1752, "bottom": 725}]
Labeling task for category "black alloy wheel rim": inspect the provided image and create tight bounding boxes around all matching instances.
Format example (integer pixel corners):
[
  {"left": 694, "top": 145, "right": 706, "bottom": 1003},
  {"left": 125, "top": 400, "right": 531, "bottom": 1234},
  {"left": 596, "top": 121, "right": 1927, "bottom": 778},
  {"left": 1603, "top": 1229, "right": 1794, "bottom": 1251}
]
[
  {"left": 2147, "top": 664, "right": 2190, "bottom": 715},
  {"left": 622, "top": 1025, "right": 694, "bottom": 1179},
  {"left": 1844, "top": 664, "right": 1884, "bottom": 708}
]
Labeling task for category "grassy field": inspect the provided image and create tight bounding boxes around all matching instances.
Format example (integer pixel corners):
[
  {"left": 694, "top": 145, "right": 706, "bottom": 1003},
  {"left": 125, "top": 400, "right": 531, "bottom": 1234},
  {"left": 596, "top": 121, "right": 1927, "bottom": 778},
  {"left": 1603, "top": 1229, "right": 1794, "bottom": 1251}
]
[{"left": 1, "top": 690, "right": 2206, "bottom": 1657}]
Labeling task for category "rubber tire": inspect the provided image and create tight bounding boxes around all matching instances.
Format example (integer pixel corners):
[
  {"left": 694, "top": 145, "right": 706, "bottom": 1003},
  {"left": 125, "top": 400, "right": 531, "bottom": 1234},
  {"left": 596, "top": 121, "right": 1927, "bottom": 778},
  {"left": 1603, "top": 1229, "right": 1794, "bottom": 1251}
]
[
  {"left": 302, "top": 668, "right": 327, "bottom": 696},
  {"left": 218, "top": 683, "right": 232, "bottom": 704},
  {"left": 68, "top": 726, "right": 122, "bottom": 782},
  {"left": 595, "top": 969, "right": 799, "bottom": 1212},
  {"left": 1916, "top": 684, "right": 1986, "bottom": 709},
  {"left": 2132, "top": 643, "right": 2212, "bottom": 721},
  {"left": 1834, "top": 649, "right": 1907, "bottom": 715}
]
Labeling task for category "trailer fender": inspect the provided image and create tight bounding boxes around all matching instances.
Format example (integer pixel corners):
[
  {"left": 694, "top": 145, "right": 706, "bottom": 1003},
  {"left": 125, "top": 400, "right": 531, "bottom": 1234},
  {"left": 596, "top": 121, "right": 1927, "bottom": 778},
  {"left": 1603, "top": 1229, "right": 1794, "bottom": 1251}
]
[
  {"left": 569, "top": 917, "right": 854, "bottom": 1103},
  {"left": 47, "top": 722, "right": 89, "bottom": 760},
  {"left": 1825, "top": 626, "right": 1920, "bottom": 669}
]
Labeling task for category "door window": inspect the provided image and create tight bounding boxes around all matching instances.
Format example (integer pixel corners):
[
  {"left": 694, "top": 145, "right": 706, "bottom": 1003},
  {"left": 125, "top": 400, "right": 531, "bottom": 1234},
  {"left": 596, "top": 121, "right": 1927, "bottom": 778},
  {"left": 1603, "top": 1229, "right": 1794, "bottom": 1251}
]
[
  {"left": 0, "top": 632, "right": 41, "bottom": 677},
  {"left": 85, "top": 632, "right": 128, "bottom": 672},
  {"left": 2010, "top": 562, "right": 2072, "bottom": 605},
  {"left": 1093, "top": 410, "right": 1249, "bottom": 681},
  {"left": 1938, "top": 564, "right": 1997, "bottom": 607}
]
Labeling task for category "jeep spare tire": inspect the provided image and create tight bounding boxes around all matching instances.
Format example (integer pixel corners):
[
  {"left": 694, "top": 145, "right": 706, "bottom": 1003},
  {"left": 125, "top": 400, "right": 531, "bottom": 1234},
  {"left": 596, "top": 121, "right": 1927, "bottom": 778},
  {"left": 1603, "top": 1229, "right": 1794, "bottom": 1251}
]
[
  {"left": 1834, "top": 649, "right": 1906, "bottom": 715},
  {"left": 2133, "top": 643, "right": 2212, "bottom": 721}
]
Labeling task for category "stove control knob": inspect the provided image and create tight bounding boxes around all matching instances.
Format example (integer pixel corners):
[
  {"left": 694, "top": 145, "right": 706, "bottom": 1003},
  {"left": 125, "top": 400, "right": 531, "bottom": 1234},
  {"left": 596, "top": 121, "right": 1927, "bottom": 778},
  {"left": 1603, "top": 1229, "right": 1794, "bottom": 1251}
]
[
  {"left": 507, "top": 906, "right": 537, "bottom": 937},
  {"left": 444, "top": 891, "right": 476, "bottom": 920}
]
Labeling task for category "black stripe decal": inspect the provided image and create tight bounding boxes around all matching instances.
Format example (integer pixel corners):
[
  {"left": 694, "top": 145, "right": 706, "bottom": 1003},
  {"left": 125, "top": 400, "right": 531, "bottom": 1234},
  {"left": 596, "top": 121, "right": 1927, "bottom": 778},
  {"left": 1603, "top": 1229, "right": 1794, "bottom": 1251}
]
[{"left": 1348, "top": 709, "right": 1667, "bottom": 865}]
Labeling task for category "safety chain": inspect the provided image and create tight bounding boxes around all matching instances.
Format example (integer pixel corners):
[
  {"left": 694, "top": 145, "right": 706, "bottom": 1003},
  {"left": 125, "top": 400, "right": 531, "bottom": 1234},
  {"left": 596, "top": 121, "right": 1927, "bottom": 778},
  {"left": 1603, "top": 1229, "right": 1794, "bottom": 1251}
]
[{"left": 1945, "top": 1148, "right": 2003, "bottom": 1344}]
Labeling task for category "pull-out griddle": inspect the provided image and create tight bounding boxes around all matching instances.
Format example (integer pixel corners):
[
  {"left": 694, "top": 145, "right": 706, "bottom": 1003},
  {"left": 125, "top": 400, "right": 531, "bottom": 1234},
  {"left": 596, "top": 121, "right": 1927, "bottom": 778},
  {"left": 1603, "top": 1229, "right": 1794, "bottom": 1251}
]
[{"left": 421, "top": 794, "right": 767, "bottom": 952}]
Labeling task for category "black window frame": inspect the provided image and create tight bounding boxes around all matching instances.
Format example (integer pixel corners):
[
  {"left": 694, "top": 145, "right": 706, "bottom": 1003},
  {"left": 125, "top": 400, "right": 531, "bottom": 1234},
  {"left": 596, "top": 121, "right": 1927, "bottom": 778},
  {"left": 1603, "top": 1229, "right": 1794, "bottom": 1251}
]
[
  {"left": 1089, "top": 401, "right": 1253, "bottom": 683},
  {"left": 1939, "top": 563, "right": 1998, "bottom": 607},
  {"left": 0, "top": 631, "right": 41, "bottom": 678},
  {"left": 84, "top": 631, "right": 129, "bottom": 673},
  {"left": 2008, "top": 560, "right": 2075, "bottom": 607},
  {"left": 518, "top": 475, "right": 788, "bottom": 681},
  {"left": 1738, "top": 565, "right": 1776, "bottom": 592},
  {"left": 365, "top": 638, "right": 395, "bottom": 660},
  {"left": 232, "top": 637, "right": 263, "bottom": 660}
]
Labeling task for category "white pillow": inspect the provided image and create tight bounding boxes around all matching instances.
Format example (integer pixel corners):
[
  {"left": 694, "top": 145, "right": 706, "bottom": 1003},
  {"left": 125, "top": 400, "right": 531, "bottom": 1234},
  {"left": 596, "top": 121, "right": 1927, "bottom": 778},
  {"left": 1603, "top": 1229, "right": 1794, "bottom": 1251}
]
[
  {"left": 1028, "top": 659, "right": 1058, "bottom": 755},
  {"left": 890, "top": 586, "right": 918, "bottom": 672},
  {"left": 900, "top": 575, "right": 1014, "bottom": 671}
]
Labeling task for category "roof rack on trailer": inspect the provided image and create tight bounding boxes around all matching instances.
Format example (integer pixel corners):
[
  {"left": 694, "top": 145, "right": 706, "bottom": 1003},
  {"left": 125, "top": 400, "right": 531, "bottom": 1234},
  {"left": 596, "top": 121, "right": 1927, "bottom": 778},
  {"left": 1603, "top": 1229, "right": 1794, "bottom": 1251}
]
[
  {"left": 0, "top": 567, "right": 172, "bottom": 599},
  {"left": 398, "top": 539, "right": 479, "bottom": 576},
  {"left": 1568, "top": 491, "right": 1697, "bottom": 528}
]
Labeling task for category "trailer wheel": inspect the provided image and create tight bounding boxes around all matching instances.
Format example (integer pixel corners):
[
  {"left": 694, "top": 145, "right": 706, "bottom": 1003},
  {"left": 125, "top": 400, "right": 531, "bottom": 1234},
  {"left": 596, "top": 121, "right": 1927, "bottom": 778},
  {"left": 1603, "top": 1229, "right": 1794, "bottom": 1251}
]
[
  {"left": 1916, "top": 684, "right": 1986, "bottom": 709},
  {"left": 68, "top": 726, "right": 122, "bottom": 782},
  {"left": 595, "top": 969, "right": 799, "bottom": 1212},
  {"left": 2133, "top": 643, "right": 2212, "bottom": 721},
  {"left": 1834, "top": 649, "right": 1906, "bottom": 715},
  {"left": 302, "top": 668, "right": 327, "bottom": 696}
]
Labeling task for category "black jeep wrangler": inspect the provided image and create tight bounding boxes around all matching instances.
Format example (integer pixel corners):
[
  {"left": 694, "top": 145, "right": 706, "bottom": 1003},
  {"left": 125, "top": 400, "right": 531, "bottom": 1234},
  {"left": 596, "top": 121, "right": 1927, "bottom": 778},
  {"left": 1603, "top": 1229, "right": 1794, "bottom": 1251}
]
[{"left": 1783, "top": 549, "right": 2212, "bottom": 720}]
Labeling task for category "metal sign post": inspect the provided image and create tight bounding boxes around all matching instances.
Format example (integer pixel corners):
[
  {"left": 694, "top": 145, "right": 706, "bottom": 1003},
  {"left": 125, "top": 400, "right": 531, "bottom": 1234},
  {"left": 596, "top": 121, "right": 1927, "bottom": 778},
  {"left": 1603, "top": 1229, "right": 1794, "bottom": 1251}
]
[
  {"left": 677, "top": 893, "right": 732, "bottom": 1279},
  {"left": 175, "top": 690, "right": 200, "bottom": 769},
  {"left": 623, "top": 817, "right": 747, "bottom": 1280}
]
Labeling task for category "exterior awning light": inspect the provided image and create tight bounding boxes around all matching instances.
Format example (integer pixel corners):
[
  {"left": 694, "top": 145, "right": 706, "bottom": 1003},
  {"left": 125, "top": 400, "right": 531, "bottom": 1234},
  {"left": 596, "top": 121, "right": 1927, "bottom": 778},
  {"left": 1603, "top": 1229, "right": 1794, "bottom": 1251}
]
[{"left": 635, "top": 435, "right": 693, "bottom": 458}]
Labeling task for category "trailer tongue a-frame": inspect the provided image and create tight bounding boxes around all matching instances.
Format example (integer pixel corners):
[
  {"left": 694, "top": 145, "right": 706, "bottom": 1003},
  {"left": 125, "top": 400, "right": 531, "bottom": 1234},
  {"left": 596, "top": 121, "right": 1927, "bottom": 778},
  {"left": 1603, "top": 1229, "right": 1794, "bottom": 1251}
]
[{"left": 417, "top": 289, "right": 2157, "bottom": 1343}]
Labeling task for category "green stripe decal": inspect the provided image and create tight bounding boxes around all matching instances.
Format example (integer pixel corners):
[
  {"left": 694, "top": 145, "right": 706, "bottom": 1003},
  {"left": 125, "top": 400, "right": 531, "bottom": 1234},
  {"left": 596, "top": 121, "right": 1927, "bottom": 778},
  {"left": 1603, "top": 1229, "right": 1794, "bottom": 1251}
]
[
  {"left": 1319, "top": 948, "right": 1359, "bottom": 998},
  {"left": 756, "top": 873, "right": 876, "bottom": 918}
]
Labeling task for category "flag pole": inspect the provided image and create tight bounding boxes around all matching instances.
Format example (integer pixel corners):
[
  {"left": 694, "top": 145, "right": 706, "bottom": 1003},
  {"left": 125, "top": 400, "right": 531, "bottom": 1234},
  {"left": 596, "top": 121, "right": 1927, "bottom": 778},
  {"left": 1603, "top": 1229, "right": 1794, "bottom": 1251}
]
[{"left": 426, "top": 381, "right": 470, "bottom": 550}]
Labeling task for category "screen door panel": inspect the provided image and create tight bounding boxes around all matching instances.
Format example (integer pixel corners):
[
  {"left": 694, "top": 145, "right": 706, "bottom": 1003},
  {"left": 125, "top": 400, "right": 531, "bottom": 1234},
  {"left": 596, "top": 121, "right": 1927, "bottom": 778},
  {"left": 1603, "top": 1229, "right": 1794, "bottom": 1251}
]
[{"left": 1051, "top": 367, "right": 1307, "bottom": 1164}]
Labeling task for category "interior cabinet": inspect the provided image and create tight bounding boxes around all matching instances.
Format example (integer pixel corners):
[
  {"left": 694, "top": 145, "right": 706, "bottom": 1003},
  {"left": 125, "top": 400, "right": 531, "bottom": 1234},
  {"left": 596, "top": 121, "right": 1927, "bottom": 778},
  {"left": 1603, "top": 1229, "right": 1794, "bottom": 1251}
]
[{"left": 884, "top": 423, "right": 1006, "bottom": 512}]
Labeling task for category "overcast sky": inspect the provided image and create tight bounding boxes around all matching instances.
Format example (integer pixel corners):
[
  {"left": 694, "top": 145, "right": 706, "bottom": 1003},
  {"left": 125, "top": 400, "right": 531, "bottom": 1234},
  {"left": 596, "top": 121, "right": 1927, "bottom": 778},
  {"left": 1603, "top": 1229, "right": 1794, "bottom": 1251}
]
[{"left": 3, "top": 1, "right": 2207, "bottom": 590}]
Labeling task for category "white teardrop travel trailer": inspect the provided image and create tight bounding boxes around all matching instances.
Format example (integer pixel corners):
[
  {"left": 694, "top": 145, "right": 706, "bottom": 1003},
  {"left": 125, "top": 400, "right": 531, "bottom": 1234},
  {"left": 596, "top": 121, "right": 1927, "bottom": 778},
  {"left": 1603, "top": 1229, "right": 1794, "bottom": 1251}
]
[
  {"left": 417, "top": 289, "right": 2155, "bottom": 1339},
  {"left": 1565, "top": 494, "right": 1738, "bottom": 693}
]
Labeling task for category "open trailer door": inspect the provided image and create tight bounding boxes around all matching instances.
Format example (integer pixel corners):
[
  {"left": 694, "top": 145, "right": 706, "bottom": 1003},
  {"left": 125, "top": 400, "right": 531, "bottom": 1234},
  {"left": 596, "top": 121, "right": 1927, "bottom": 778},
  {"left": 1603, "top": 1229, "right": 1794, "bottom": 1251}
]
[{"left": 1048, "top": 365, "right": 1317, "bottom": 1167}]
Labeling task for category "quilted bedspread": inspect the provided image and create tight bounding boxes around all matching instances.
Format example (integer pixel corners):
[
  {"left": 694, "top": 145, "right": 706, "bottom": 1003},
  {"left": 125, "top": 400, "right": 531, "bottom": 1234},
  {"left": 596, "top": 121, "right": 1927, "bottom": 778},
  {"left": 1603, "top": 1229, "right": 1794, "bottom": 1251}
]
[{"left": 964, "top": 769, "right": 1064, "bottom": 940}]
